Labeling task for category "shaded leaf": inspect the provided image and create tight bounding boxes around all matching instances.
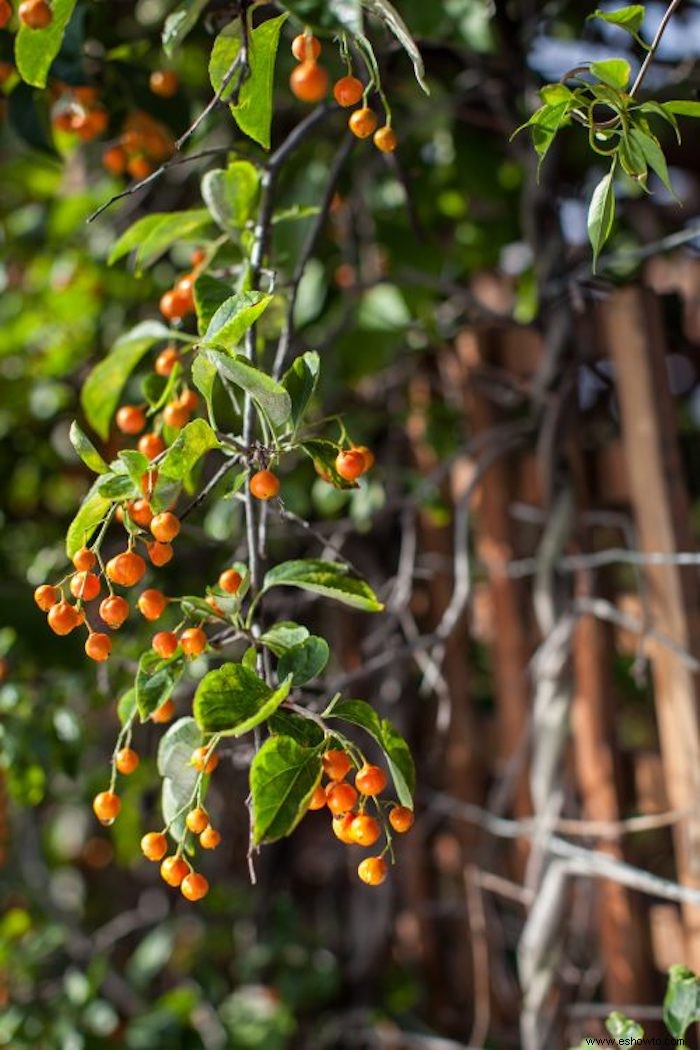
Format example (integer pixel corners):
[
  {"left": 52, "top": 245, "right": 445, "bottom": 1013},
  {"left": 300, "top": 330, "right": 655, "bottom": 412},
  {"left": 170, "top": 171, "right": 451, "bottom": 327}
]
[
  {"left": 136, "top": 651, "right": 185, "bottom": 722},
  {"left": 278, "top": 636, "right": 329, "bottom": 685},
  {"left": 158, "top": 419, "right": 220, "bottom": 480},
  {"left": 605, "top": 1012, "right": 644, "bottom": 1045},
  {"left": 201, "top": 162, "right": 260, "bottom": 233},
  {"left": 204, "top": 349, "right": 291, "bottom": 427},
  {"left": 630, "top": 127, "right": 673, "bottom": 193},
  {"left": 260, "top": 621, "right": 310, "bottom": 656},
  {"left": 158, "top": 717, "right": 204, "bottom": 842},
  {"left": 194, "top": 273, "right": 232, "bottom": 333},
  {"left": 282, "top": 350, "right": 320, "bottom": 432},
  {"left": 250, "top": 735, "right": 323, "bottom": 843},
  {"left": 108, "top": 210, "right": 212, "bottom": 271},
  {"left": 663, "top": 965, "right": 700, "bottom": 1040},
  {"left": 163, "top": 0, "right": 209, "bottom": 56},
  {"left": 361, "top": 0, "right": 429, "bottom": 93},
  {"left": 204, "top": 292, "right": 273, "bottom": 351},
  {"left": 587, "top": 165, "right": 616, "bottom": 270},
  {"left": 65, "top": 481, "right": 111, "bottom": 558}
]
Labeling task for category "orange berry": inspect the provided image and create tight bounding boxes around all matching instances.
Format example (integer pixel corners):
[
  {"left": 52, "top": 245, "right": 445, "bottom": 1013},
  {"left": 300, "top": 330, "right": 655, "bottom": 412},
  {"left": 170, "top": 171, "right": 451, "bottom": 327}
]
[
  {"left": 308, "top": 784, "right": 327, "bottom": 811},
  {"left": 332, "top": 813, "right": 356, "bottom": 844},
  {"left": 177, "top": 388, "right": 198, "bottom": 412},
  {"left": 326, "top": 781, "right": 358, "bottom": 816},
  {"left": 207, "top": 596, "right": 225, "bottom": 616},
  {"left": 70, "top": 571, "right": 101, "bottom": 601},
  {"left": 199, "top": 825, "right": 221, "bottom": 849},
  {"left": 174, "top": 272, "right": 195, "bottom": 303},
  {"left": 290, "top": 60, "right": 328, "bottom": 103},
  {"left": 185, "top": 807, "right": 209, "bottom": 834},
  {"left": 0, "top": 62, "right": 13, "bottom": 85},
  {"left": 350, "top": 814, "right": 381, "bottom": 846},
  {"left": 357, "top": 855, "right": 388, "bottom": 886},
  {"left": 152, "top": 631, "right": 178, "bottom": 659},
  {"left": 333, "top": 75, "right": 363, "bottom": 107},
  {"left": 47, "top": 600, "right": 82, "bottom": 635},
  {"left": 155, "top": 346, "right": 179, "bottom": 376},
  {"left": 34, "top": 584, "right": 58, "bottom": 612},
  {"left": 335, "top": 449, "right": 365, "bottom": 481},
  {"left": 106, "top": 550, "right": 146, "bottom": 587},
  {"left": 354, "top": 445, "right": 375, "bottom": 472},
  {"left": 73, "top": 107, "right": 108, "bottom": 140},
  {"left": 115, "top": 747, "right": 139, "bottom": 775},
  {"left": 388, "top": 805, "right": 414, "bottom": 833},
  {"left": 18, "top": 0, "right": 52, "bottom": 29},
  {"left": 181, "top": 627, "right": 207, "bottom": 657},
  {"left": 192, "top": 746, "right": 218, "bottom": 774},
  {"left": 138, "top": 433, "right": 165, "bottom": 460},
  {"left": 374, "top": 126, "right": 398, "bottom": 153},
  {"left": 150, "top": 511, "right": 180, "bottom": 543},
  {"left": 0, "top": 0, "right": 11, "bottom": 29},
  {"left": 249, "top": 469, "right": 280, "bottom": 501},
  {"left": 127, "top": 155, "right": 153, "bottom": 181},
  {"left": 159, "top": 289, "right": 184, "bottom": 322},
  {"left": 115, "top": 404, "right": 146, "bottom": 435},
  {"left": 181, "top": 871, "right": 208, "bottom": 901},
  {"left": 85, "top": 632, "right": 111, "bottom": 662},
  {"left": 160, "top": 854, "right": 189, "bottom": 887},
  {"left": 103, "top": 145, "right": 127, "bottom": 175},
  {"left": 126, "top": 498, "right": 153, "bottom": 528},
  {"left": 147, "top": 541, "right": 174, "bottom": 567},
  {"left": 191, "top": 248, "right": 206, "bottom": 267},
  {"left": 99, "top": 595, "right": 130, "bottom": 629},
  {"left": 93, "top": 791, "right": 120, "bottom": 825},
  {"left": 291, "top": 33, "right": 321, "bottom": 61},
  {"left": 162, "top": 402, "right": 190, "bottom": 429},
  {"left": 149, "top": 70, "right": 178, "bottom": 98},
  {"left": 218, "top": 569, "right": 242, "bottom": 594},
  {"left": 73, "top": 547, "right": 96, "bottom": 572},
  {"left": 137, "top": 588, "right": 167, "bottom": 621},
  {"left": 348, "top": 107, "right": 377, "bottom": 139},
  {"left": 151, "top": 697, "right": 175, "bottom": 723},
  {"left": 354, "top": 764, "right": 387, "bottom": 796},
  {"left": 141, "top": 831, "right": 168, "bottom": 861},
  {"left": 321, "top": 749, "right": 352, "bottom": 782}
]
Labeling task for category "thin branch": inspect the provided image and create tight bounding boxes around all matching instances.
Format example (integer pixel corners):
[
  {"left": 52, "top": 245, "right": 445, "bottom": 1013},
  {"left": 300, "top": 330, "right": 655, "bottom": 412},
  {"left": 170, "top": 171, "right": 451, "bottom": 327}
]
[{"left": 630, "top": 0, "right": 684, "bottom": 97}]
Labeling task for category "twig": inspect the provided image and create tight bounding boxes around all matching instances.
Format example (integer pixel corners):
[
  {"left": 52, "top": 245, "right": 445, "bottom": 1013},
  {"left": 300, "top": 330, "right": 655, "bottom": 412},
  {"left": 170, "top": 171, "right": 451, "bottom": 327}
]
[
  {"left": 630, "top": 0, "right": 684, "bottom": 97},
  {"left": 180, "top": 458, "right": 240, "bottom": 521}
]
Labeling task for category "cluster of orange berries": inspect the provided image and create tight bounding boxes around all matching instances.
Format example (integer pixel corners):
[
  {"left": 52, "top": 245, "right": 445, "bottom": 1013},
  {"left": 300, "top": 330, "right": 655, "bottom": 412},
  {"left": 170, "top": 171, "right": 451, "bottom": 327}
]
[
  {"left": 288, "top": 33, "right": 397, "bottom": 153},
  {"left": 93, "top": 741, "right": 223, "bottom": 902},
  {"left": 308, "top": 748, "right": 414, "bottom": 886},
  {"left": 50, "top": 84, "right": 108, "bottom": 142},
  {"left": 102, "top": 111, "right": 174, "bottom": 181},
  {"left": 4, "top": 0, "right": 53, "bottom": 29}
]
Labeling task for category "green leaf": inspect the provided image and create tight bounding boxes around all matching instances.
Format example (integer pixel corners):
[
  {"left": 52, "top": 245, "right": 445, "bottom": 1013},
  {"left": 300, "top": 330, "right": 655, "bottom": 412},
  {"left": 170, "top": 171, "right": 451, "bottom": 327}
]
[
  {"left": 204, "top": 349, "right": 292, "bottom": 428},
  {"left": 117, "top": 689, "right": 137, "bottom": 727},
  {"left": 69, "top": 421, "right": 109, "bottom": 475},
  {"left": 194, "top": 274, "right": 232, "bottom": 333},
  {"left": 263, "top": 559, "right": 383, "bottom": 612},
  {"left": 158, "top": 419, "right": 220, "bottom": 480},
  {"left": 210, "top": 14, "right": 288, "bottom": 150},
  {"left": 327, "top": 698, "right": 415, "bottom": 806},
  {"left": 281, "top": 0, "right": 362, "bottom": 32},
  {"left": 590, "top": 5, "right": 645, "bottom": 34},
  {"left": 663, "top": 965, "right": 700, "bottom": 1040},
  {"left": 590, "top": 58, "right": 631, "bottom": 90},
  {"left": 629, "top": 128, "right": 673, "bottom": 193},
  {"left": 191, "top": 354, "right": 219, "bottom": 420},
  {"left": 540, "top": 84, "right": 572, "bottom": 106},
  {"left": 15, "top": 0, "right": 78, "bottom": 88},
  {"left": 201, "top": 163, "right": 260, "bottom": 234},
  {"left": 360, "top": 0, "right": 429, "bottom": 94},
  {"left": 96, "top": 473, "right": 138, "bottom": 501},
  {"left": 637, "top": 101, "right": 680, "bottom": 142},
  {"left": 618, "top": 129, "right": 647, "bottom": 179},
  {"left": 158, "top": 717, "right": 204, "bottom": 842},
  {"left": 162, "top": 0, "right": 209, "bottom": 56},
  {"left": 65, "top": 481, "right": 111, "bottom": 558},
  {"left": 193, "top": 663, "right": 292, "bottom": 736},
  {"left": 587, "top": 165, "right": 616, "bottom": 270},
  {"left": 108, "top": 210, "right": 212, "bottom": 272},
  {"left": 260, "top": 621, "right": 310, "bottom": 656},
  {"left": 278, "top": 637, "right": 329, "bottom": 685},
  {"left": 136, "top": 651, "right": 185, "bottom": 722},
  {"left": 662, "top": 100, "right": 700, "bottom": 118},
  {"left": 250, "top": 735, "right": 323, "bottom": 843},
  {"left": 282, "top": 351, "right": 320, "bottom": 432},
  {"left": 117, "top": 449, "right": 150, "bottom": 489},
  {"left": 204, "top": 292, "right": 273, "bottom": 351},
  {"left": 604, "top": 1011, "right": 644, "bottom": 1045},
  {"left": 81, "top": 321, "right": 170, "bottom": 440},
  {"left": 268, "top": 710, "right": 325, "bottom": 748}
]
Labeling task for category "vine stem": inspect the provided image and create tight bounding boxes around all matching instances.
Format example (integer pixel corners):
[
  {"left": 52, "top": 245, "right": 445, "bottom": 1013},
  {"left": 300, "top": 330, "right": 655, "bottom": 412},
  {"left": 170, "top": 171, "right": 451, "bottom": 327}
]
[{"left": 630, "top": 0, "right": 684, "bottom": 97}]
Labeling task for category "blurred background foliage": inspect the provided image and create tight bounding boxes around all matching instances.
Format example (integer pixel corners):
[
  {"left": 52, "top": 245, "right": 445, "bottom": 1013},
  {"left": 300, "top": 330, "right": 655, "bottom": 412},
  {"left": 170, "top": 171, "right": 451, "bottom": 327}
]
[{"left": 3, "top": 0, "right": 700, "bottom": 1046}]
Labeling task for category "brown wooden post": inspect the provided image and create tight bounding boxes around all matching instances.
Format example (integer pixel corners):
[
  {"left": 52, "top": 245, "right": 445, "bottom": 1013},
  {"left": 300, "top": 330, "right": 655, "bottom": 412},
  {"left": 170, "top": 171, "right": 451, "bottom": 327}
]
[{"left": 601, "top": 285, "right": 700, "bottom": 968}]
